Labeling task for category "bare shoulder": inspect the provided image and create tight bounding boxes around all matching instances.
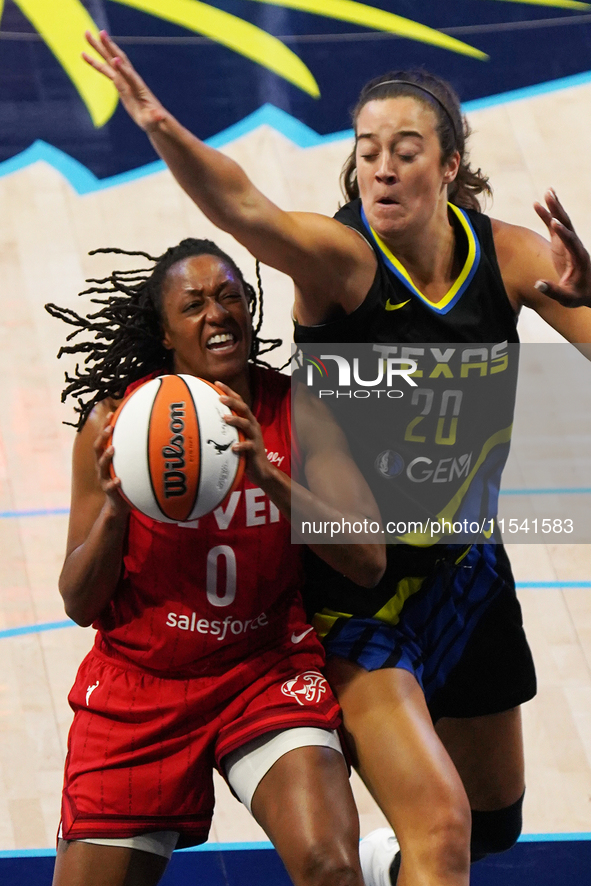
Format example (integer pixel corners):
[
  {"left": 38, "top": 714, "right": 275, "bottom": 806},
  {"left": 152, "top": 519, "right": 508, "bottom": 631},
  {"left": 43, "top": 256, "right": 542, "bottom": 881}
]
[
  {"left": 490, "top": 217, "right": 555, "bottom": 309},
  {"left": 491, "top": 217, "right": 550, "bottom": 266},
  {"left": 289, "top": 211, "right": 377, "bottom": 325},
  {"left": 289, "top": 211, "right": 372, "bottom": 261}
]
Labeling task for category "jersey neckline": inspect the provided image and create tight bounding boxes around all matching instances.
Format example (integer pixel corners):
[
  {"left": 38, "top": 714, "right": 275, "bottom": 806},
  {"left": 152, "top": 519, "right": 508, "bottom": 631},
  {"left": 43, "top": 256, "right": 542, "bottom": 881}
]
[{"left": 360, "top": 203, "right": 481, "bottom": 316}]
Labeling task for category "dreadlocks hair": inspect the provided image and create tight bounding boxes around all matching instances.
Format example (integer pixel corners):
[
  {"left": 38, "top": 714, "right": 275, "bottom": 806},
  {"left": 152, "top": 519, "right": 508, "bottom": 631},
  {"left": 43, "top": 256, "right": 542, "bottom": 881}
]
[{"left": 45, "top": 238, "right": 282, "bottom": 430}]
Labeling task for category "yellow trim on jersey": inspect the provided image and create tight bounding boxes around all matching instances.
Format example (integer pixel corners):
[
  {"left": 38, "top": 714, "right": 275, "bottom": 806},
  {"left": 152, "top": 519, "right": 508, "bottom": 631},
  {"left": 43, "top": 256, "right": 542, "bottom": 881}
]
[
  {"left": 396, "top": 423, "right": 513, "bottom": 545},
  {"left": 372, "top": 576, "right": 425, "bottom": 625},
  {"left": 368, "top": 203, "right": 478, "bottom": 312},
  {"left": 312, "top": 575, "right": 426, "bottom": 633},
  {"left": 313, "top": 609, "right": 350, "bottom": 638}
]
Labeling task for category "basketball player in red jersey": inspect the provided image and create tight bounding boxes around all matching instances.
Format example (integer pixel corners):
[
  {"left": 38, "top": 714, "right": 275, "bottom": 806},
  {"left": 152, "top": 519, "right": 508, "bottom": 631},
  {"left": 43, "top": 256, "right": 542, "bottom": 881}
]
[
  {"left": 47, "top": 237, "right": 385, "bottom": 886},
  {"left": 83, "top": 32, "right": 591, "bottom": 886}
]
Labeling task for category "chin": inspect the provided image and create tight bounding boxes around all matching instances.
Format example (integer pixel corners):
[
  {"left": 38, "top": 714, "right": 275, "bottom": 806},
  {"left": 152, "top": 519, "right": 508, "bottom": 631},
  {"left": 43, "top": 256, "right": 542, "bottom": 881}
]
[
  {"left": 209, "top": 354, "right": 248, "bottom": 384},
  {"left": 371, "top": 216, "right": 407, "bottom": 241}
]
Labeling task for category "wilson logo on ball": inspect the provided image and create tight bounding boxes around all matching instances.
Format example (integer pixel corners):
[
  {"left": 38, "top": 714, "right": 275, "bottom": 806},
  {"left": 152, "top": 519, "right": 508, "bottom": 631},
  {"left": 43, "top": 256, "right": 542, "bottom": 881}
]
[
  {"left": 161, "top": 402, "right": 190, "bottom": 498},
  {"left": 111, "top": 375, "right": 244, "bottom": 523}
]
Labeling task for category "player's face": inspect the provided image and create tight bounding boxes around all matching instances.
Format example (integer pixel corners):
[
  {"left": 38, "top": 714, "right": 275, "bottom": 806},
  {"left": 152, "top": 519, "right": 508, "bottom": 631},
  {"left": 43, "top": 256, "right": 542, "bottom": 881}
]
[
  {"left": 160, "top": 254, "right": 252, "bottom": 386},
  {"left": 355, "top": 97, "right": 459, "bottom": 243}
]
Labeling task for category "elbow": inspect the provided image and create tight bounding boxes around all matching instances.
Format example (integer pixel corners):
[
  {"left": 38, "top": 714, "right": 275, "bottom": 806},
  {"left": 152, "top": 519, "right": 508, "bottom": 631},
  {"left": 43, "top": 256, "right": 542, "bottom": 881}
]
[
  {"left": 59, "top": 584, "right": 95, "bottom": 628},
  {"left": 62, "top": 599, "right": 94, "bottom": 628},
  {"left": 351, "top": 547, "right": 387, "bottom": 588}
]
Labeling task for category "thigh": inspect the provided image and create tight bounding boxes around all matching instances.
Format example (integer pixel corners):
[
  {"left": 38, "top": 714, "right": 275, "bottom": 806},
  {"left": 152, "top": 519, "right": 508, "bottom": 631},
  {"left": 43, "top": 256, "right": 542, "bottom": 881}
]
[
  {"left": 325, "top": 658, "right": 471, "bottom": 852},
  {"left": 250, "top": 744, "right": 362, "bottom": 885},
  {"left": 436, "top": 707, "right": 525, "bottom": 810},
  {"left": 52, "top": 840, "right": 169, "bottom": 886}
]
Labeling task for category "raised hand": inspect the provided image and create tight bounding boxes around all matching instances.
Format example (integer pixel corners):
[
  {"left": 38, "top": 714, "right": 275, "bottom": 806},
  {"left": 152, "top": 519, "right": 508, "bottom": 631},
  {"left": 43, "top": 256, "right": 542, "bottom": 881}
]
[
  {"left": 83, "top": 30, "right": 167, "bottom": 132},
  {"left": 534, "top": 189, "right": 591, "bottom": 308}
]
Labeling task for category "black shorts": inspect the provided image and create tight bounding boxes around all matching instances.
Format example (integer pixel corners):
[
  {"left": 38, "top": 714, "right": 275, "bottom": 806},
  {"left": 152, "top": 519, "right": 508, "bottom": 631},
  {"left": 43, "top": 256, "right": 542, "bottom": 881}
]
[
  {"left": 427, "top": 546, "right": 537, "bottom": 721},
  {"left": 320, "top": 543, "right": 537, "bottom": 722}
]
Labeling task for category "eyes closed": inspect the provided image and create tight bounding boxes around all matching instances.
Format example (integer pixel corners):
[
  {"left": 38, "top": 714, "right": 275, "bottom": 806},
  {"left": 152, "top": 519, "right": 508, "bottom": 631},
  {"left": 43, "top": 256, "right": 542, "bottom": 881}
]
[{"left": 181, "top": 290, "right": 244, "bottom": 314}]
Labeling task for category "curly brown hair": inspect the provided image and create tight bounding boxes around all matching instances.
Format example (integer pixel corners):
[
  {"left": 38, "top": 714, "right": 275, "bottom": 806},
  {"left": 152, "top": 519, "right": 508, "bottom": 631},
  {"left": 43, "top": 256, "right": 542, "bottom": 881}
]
[{"left": 340, "top": 69, "right": 491, "bottom": 212}]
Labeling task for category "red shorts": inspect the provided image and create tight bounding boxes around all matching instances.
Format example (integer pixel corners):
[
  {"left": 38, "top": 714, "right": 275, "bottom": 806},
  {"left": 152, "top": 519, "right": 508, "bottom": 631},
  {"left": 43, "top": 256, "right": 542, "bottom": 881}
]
[{"left": 61, "top": 643, "right": 341, "bottom": 848}]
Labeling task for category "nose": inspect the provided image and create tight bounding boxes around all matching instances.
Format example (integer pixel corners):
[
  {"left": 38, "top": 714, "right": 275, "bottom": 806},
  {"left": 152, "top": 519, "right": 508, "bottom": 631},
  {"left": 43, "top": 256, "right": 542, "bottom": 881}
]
[
  {"left": 204, "top": 296, "right": 228, "bottom": 324},
  {"left": 375, "top": 151, "right": 397, "bottom": 184}
]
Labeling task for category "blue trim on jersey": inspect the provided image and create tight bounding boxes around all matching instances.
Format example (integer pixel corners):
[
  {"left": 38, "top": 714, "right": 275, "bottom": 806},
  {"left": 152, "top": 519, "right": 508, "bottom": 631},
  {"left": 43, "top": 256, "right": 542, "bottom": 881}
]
[{"left": 360, "top": 204, "right": 481, "bottom": 315}]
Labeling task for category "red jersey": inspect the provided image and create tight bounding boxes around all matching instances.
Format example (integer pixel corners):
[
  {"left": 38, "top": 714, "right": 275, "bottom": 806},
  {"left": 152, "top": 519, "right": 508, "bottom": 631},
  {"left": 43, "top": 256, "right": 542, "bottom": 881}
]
[{"left": 94, "top": 366, "right": 313, "bottom": 675}]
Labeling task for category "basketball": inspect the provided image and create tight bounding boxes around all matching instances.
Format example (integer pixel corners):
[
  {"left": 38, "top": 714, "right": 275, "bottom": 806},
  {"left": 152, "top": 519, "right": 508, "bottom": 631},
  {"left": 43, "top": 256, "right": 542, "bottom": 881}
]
[{"left": 110, "top": 374, "right": 244, "bottom": 523}]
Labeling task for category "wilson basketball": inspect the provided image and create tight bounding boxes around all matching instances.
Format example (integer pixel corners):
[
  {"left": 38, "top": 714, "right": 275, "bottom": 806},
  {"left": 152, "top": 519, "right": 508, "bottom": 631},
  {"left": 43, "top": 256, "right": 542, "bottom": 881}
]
[{"left": 110, "top": 374, "right": 243, "bottom": 523}]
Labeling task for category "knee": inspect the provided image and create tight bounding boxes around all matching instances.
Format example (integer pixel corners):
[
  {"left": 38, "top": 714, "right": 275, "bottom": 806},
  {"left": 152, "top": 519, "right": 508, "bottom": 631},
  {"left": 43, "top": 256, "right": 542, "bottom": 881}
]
[
  {"left": 426, "top": 802, "right": 472, "bottom": 877},
  {"left": 300, "top": 842, "right": 360, "bottom": 886},
  {"left": 471, "top": 791, "right": 524, "bottom": 861}
]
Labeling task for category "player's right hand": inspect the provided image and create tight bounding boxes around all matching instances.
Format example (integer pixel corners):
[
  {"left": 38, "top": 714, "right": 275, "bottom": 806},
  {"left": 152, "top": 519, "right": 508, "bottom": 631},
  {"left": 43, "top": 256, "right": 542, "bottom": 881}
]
[
  {"left": 83, "top": 30, "right": 167, "bottom": 133},
  {"left": 94, "top": 413, "right": 130, "bottom": 519}
]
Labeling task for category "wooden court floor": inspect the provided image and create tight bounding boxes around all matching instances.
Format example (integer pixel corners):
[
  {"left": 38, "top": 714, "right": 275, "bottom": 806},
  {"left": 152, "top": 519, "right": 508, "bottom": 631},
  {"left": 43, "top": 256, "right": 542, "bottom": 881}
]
[{"left": 0, "top": 80, "right": 590, "bottom": 852}]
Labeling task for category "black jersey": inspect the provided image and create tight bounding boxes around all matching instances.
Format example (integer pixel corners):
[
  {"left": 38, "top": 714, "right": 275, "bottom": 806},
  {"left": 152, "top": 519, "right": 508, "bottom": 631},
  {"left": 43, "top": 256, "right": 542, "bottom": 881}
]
[
  {"left": 294, "top": 199, "right": 519, "bottom": 627},
  {"left": 294, "top": 199, "right": 518, "bottom": 345}
]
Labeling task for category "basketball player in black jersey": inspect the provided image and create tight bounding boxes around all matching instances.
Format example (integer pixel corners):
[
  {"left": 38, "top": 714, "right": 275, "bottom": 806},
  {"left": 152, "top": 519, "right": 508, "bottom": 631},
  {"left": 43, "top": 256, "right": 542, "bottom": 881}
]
[{"left": 84, "top": 31, "right": 591, "bottom": 886}]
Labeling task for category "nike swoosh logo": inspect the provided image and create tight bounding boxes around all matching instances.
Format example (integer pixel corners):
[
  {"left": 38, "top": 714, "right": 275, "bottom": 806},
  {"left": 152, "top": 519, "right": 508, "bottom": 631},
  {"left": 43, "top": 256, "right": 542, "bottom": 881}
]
[
  {"left": 291, "top": 626, "right": 314, "bottom": 644},
  {"left": 385, "top": 298, "right": 411, "bottom": 312}
]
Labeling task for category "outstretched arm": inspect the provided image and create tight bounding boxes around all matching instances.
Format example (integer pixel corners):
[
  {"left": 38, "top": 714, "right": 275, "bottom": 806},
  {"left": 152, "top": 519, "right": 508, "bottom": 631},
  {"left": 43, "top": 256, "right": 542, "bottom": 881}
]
[
  {"left": 218, "top": 382, "right": 386, "bottom": 588},
  {"left": 492, "top": 190, "right": 591, "bottom": 343},
  {"left": 83, "top": 31, "right": 375, "bottom": 323}
]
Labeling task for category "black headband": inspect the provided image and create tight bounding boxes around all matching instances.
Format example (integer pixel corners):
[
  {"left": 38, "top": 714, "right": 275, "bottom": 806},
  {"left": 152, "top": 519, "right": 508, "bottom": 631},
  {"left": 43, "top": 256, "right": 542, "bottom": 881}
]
[{"left": 364, "top": 79, "right": 458, "bottom": 144}]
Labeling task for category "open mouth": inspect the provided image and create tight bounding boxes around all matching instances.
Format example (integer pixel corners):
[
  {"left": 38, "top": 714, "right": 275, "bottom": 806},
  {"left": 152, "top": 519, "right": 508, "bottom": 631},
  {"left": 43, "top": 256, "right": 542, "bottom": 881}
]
[
  {"left": 206, "top": 332, "right": 237, "bottom": 352},
  {"left": 377, "top": 197, "right": 398, "bottom": 205}
]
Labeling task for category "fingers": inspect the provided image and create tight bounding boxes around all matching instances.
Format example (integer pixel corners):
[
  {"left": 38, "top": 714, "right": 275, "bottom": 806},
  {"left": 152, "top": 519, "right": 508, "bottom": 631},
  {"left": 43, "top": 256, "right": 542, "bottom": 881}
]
[
  {"left": 544, "top": 188, "right": 574, "bottom": 230},
  {"left": 535, "top": 189, "right": 575, "bottom": 233},
  {"left": 223, "top": 410, "right": 255, "bottom": 450},
  {"left": 93, "top": 415, "right": 113, "bottom": 457},
  {"left": 215, "top": 382, "right": 264, "bottom": 458},
  {"left": 552, "top": 218, "right": 589, "bottom": 261},
  {"left": 533, "top": 280, "right": 586, "bottom": 307},
  {"left": 535, "top": 281, "right": 591, "bottom": 307},
  {"left": 93, "top": 416, "right": 121, "bottom": 489},
  {"left": 98, "top": 31, "right": 131, "bottom": 66},
  {"left": 215, "top": 380, "right": 239, "bottom": 400},
  {"left": 83, "top": 31, "right": 139, "bottom": 91},
  {"left": 533, "top": 200, "right": 552, "bottom": 230},
  {"left": 216, "top": 381, "right": 251, "bottom": 418},
  {"left": 535, "top": 190, "right": 591, "bottom": 289},
  {"left": 85, "top": 30, "right": 127, "bottom": 65},
  {"left": 81, "top": 50, "right": 116, "bottom": 81},
  {"left": 542, "top": 214, "right": 591, "bottom": 282}
]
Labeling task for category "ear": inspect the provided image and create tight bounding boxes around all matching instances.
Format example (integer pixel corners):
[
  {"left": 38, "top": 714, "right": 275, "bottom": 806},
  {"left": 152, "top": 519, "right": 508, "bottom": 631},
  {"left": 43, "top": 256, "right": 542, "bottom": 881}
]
[
  {"left": 162, "top": 329, "right": 173, "bottom": 351},
  {"left": 443, "top": 150, "right": 461, "bottom": 184}
]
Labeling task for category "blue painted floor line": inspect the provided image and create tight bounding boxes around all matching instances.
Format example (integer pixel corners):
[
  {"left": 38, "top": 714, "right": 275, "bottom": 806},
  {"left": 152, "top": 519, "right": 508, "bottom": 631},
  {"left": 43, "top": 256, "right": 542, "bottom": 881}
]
[
  {"left": 2, "top": 583, "right": 590, "bottom": 641},
  {"left": 0, "top": 486, "right": 589, "bottom": 521}
]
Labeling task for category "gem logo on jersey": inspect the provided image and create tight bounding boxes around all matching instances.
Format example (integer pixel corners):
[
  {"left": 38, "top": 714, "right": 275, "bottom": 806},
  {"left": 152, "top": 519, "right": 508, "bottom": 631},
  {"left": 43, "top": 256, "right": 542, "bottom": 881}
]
[{"left": 281, "top": 671, "right": 328, "bottom": 706}]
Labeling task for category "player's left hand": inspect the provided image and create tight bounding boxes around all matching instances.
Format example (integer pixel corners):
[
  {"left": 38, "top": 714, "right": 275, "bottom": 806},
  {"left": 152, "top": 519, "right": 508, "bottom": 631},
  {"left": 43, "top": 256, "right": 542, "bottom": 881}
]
[
  {"left": 534, "top": 189, "right": 591, "bottom": 307},
  {"left": 216, "top": 382, "right": 273, "bottom": 487}
]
